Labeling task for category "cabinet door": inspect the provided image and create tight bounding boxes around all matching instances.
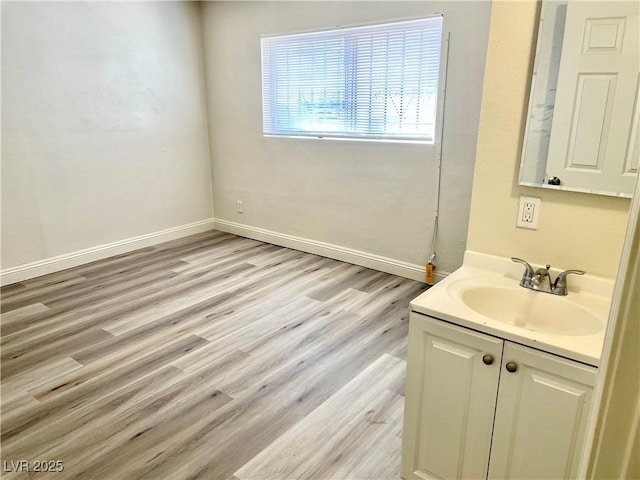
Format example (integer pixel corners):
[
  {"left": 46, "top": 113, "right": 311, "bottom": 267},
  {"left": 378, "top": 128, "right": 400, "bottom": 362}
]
[
  {"left": 402, "top": 313, "right": 503, "bottom": 480},
  {"left": 488, "top": 342, "right": 597, "bottom": 479}
]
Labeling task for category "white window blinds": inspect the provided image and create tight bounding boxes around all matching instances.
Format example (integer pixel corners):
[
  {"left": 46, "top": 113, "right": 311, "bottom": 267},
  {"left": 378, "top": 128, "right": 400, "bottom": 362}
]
[{"left": 261, "top": 16, "right": 443, "bottom": 142}]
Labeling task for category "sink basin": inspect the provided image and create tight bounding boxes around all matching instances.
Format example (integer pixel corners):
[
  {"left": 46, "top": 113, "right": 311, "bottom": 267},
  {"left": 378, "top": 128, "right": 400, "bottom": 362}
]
[
  {"left": 410, "top": 252, "right": 614, "bottom": 365},
  {"left": 458, "top": 286, "right": 603, "bottom": 336}
]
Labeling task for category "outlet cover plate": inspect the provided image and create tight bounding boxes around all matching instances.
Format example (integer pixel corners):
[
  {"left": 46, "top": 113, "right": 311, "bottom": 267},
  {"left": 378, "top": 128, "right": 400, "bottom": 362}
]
[{"left": 517, "top": 196, "right": 540, "bottom": 229}]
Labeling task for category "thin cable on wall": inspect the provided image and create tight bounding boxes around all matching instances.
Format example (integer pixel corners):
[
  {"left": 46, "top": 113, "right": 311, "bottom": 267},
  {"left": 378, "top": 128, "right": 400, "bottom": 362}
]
[{"left": 426, "top": 30, "right": 450, "bottom": 285}]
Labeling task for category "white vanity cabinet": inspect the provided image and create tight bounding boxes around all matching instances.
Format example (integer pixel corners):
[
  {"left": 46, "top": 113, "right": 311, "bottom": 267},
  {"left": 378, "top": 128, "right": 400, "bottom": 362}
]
[{"left": 401, "top": 312, "right": 597, "bottom": 480}]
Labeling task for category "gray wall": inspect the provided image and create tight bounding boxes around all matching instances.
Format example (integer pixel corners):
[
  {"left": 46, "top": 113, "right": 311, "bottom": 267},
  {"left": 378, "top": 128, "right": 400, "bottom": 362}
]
[
  {"left": 1, "top": 1, "right": 491, "bottom": 280},
  {"left": 202, "top": 1, "right": 492, "bottom": 275},
  {"left": 1, "top": 2, "right": 213, "bottom": 268}
]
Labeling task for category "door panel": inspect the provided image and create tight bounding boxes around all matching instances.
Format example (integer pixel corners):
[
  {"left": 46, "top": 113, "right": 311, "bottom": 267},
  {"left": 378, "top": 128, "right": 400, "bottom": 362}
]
[{"left": 546, "top": 1, "right": 639, "bottom": 194}]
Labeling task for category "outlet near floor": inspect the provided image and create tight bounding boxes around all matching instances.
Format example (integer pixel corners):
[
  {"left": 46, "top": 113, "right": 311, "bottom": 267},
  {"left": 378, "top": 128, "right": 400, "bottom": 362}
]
[
  {"left": 516, "top": 196, "right": 540, "bottom": 229},
  {"left": 236, "top": 200, "right": 244, "bottom": 213}
]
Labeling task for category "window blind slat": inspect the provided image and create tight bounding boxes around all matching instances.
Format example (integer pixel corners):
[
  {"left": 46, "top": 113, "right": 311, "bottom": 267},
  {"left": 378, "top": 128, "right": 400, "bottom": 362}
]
[{"left": 262, "top": 16, "right": 443, "bottom": 142}]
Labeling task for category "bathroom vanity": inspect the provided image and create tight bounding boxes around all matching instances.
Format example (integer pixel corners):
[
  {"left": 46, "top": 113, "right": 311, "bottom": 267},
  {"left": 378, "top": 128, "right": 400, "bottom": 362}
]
[{"left": 401, "top": 252, "right": 613, "bottom": 480}]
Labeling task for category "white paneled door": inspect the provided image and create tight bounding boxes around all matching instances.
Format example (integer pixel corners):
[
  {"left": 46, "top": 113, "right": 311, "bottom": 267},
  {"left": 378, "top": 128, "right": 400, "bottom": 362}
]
[{"left": 546, "top": 1, "right": 639, "bottom": 194}]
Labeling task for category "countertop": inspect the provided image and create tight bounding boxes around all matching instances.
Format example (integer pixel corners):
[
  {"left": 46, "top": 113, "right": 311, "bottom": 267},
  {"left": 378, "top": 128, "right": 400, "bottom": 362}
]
[{"left": 409, "top": 251, "right": 614, "bottom": 367}]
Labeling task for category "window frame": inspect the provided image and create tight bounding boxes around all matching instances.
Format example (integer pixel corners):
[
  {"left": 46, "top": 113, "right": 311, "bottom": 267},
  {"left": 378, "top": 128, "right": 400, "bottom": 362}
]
[{"left": 261, "top": 15, "right": 446, "bottom": 145}]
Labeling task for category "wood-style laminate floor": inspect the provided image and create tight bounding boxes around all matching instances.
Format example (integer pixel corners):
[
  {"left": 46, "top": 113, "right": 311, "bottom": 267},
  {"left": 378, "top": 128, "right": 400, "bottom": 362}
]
[{"left": 0, "top": 231, "right": 427, "bottom": 480}]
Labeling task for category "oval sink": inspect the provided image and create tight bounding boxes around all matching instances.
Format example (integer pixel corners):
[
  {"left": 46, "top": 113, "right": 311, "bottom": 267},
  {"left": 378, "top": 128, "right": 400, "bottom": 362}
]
[{"left": 458, "top": 286, "right": 603, "bottom": 336}]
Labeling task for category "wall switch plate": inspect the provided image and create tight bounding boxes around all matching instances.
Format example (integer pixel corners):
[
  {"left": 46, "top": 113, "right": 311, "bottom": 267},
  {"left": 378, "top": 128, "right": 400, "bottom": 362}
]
[
  {"left": 236, "top": 200, "right": 244, "bottom": 213},
  {"left": 516, "top": 195, "right": 540, "bottom": 229}
]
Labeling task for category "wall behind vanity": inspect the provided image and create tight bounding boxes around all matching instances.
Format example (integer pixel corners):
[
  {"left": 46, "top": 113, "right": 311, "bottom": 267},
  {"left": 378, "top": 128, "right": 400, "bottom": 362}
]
[{"left": 466, "top": 0, "right": 631, "bottom": 278}]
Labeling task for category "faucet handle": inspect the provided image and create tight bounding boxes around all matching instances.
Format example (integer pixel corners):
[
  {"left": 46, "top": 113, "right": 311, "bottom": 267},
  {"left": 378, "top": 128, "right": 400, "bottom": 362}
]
[
  {"left": 552, "top": 269, "right": 586, "bottom": 295},
  {"left": 511, "top": 257, "right": 534, "bottom": 275},
  {"left": 511, "top": 257, "right": 534, "bottom": 287}
]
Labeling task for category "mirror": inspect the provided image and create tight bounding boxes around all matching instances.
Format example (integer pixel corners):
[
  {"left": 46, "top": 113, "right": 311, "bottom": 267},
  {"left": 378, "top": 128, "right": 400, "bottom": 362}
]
[{"left": 520, "top": 0, "right": 639, "bottom": 198}]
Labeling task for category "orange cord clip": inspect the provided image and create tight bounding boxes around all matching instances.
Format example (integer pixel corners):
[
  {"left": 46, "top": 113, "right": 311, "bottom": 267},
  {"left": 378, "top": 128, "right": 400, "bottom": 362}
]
[{"left": 425, "top": 262, "right": 435, "bottom": 285}]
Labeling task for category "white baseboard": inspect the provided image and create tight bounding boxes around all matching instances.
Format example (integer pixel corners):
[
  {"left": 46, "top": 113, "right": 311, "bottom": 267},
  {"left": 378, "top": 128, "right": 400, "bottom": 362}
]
[
  {"left": 1, "top": 219, "right": 216, "bottom": 286},
  {"left": 2, "top": 218, "right": 449, "bottom": 286},
  {"left": 214, "top": 218, "right": 449, "bottom": 283}
]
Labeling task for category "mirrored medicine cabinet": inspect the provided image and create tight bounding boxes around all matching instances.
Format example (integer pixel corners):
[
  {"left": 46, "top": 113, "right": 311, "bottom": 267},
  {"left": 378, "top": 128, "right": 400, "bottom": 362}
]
[{"left": 519, "top": 0, "right": 639, "bottom": 198}]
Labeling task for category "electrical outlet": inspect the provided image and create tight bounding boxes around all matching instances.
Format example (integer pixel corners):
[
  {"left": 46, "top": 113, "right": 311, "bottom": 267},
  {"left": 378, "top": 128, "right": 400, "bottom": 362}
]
[
  {"left": 516, "top": 196, "right": 540, "bottom": 229},
  {"left": 522, "top": 202, "right": 535, "bottom": 222},
  {"left": 236, "top": 200, "right": 244, "bottom": 213}
]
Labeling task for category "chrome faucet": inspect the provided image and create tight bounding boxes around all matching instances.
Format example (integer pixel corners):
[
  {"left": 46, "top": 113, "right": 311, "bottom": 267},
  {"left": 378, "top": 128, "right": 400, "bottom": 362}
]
[
  {"left": 532, "top": 264, "right": 553, "bottom": 291},
  {"left": 511, "top": 257, "right": 585, "bottom": 296}
]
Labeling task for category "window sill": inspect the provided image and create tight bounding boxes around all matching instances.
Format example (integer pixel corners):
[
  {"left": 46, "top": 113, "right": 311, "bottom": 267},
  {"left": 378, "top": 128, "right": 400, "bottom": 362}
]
[{"left": 263, "top": 134, "right": 435, "bottom": 145}]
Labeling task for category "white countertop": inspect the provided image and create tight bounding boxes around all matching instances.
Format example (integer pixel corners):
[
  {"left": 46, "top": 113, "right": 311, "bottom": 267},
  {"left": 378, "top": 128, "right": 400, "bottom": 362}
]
[{"left": 409, "top": 251, "right": 614, "bottom": 367}]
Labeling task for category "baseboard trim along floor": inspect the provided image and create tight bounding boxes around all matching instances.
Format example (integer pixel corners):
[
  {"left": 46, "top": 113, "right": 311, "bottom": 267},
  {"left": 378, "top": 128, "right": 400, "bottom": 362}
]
[
  {"left": 214, "top": 218, "right": 449, "bottom": 284},
  {"left": 1, "top": 219, "right": 216, "bottom": 286},
  {"left": 3, "top": 219, "right": 449, "bottom": 287}
]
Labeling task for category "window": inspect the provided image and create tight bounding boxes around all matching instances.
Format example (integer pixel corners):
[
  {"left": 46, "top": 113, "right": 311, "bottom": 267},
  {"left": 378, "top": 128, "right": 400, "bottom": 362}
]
[{"left": 261, "top": 16, "right": 443, "bottom": 143}]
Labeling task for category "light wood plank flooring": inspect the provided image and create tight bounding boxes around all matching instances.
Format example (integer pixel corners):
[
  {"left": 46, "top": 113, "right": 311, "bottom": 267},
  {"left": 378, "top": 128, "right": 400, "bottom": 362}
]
[{"left": 1, "top": 231, "right": 427, "bottom": 479}]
